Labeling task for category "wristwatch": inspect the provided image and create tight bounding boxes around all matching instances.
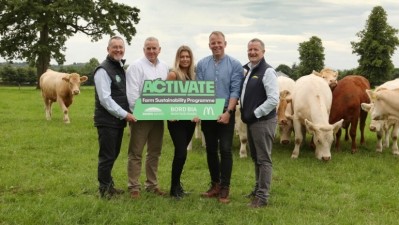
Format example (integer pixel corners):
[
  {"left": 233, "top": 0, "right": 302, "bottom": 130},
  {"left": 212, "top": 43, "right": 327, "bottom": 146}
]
[{"left": 227, "top": 109, "right": 234, "bottom": 115}]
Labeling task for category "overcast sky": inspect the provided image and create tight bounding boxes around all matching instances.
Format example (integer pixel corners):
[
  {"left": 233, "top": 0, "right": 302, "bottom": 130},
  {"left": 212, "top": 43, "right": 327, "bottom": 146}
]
[{"left": 5, "top": 0, "right": 399, "bottom": 70}]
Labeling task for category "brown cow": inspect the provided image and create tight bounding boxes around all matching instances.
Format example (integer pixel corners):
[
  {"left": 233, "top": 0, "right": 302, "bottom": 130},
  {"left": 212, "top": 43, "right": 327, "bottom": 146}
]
[
  {"left": 40, "top": 69, "right": 88, "bottom": 123},
  {"left": 329, "top": 75, "right": 370, "bottom": 153}
]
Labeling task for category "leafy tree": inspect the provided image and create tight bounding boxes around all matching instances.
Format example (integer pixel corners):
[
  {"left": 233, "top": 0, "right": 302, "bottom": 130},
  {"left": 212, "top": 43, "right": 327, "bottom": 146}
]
[
  {"left": 296, "top": 36, "right": 325, "bottom": 77},
  {"left": 0, "top": 64, "right": 36, "bottom": 87},
  {"left": 351, "top": 6, "right": 399, "bottom": 86},
  {"left": 0, "top": 0, "right": 140, "bottom": 88},
  {"left": 275, "top": 64, "right": 293, "bottom": 77},
  {"left": 81, "top": 58, "right": 100, "bottom": 85}
]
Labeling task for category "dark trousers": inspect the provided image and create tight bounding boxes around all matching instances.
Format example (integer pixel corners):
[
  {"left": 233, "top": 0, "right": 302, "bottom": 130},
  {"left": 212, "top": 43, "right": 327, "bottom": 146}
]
[
  {"left": 201, "top": 113, "right": 235, "bottom": 187},
  {"left": 97, "top": 126, "right": 124, "bottom": 189},
  {"left": 168, "top": 120, "right": 196, "bottom": 187}
]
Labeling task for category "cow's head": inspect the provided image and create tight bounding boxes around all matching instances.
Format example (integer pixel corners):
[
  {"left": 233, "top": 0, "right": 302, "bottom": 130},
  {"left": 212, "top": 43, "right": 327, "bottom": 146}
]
[
  {"left": 364, "top": 89, "right": 387, "bottom": 120},
  {"left": 62, "top": 73, "right": 88, "bottom": 95},
  {"left": 277, "top": 90, "right": 292, "bottom": 125},
  {"left": 313, "top": 68, "right": 338, "bottom": 89},
  {"left": 279, "top": 114, "right": 293, "bottom": 144},
  {"left": 369, "top": 119, "right": 382, "bottom": 132},
  {"left": 305, "top": 119, "right": 343, "bottom": 161}
]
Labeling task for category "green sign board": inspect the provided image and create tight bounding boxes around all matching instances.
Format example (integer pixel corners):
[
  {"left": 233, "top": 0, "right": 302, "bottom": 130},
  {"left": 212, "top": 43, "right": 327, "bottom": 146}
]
[{"left": 133, "top": 79, "right": 225, "bottom": 120}]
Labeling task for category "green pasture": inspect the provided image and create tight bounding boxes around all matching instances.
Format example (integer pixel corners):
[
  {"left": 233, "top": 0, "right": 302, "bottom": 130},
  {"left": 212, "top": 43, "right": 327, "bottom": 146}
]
[{"left": 0, "top": 86, "right": 398, "bottom": 225}]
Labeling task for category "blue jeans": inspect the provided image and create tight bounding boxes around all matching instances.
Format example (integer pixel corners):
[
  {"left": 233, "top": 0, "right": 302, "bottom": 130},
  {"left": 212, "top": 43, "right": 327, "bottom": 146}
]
[{"left": 201, "top": 112, "right": 235, "bottom": 187}]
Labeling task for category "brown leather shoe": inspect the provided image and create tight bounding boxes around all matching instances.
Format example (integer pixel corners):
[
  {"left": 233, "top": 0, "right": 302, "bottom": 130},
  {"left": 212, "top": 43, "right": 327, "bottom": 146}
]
[
  {"left": 218, "top": 186, "right": 230, "bottom": 204},
  {"left": 130, "top": 191, "right": 140, "bottom": 199},
  {"left": 148, "top": 187, "right": 166, "bottom": 196},
  {"left": 201, "top": 182, "right": 221, "bottom": 198},
  {"left": 248, "top": 197, "right": 268, "bottom": 208}
]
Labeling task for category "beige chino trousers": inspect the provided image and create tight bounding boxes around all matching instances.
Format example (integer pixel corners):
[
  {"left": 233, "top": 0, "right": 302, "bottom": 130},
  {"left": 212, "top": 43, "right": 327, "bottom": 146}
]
[{"left": 127, "top": 120, "right": 164, "bottom": 192}]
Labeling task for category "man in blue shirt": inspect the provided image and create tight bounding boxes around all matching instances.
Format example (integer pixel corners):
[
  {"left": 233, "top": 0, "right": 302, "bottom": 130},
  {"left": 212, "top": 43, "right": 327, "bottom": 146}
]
[{"left": 196, "top": 31, "right": 243, "bottom": 204}]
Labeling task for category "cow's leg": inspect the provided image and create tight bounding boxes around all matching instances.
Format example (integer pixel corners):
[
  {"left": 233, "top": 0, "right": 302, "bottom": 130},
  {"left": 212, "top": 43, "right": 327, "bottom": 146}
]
[
  {"left": 359, "top": 110, "right": 367, "bottom": 145},
  {"left": 239, "top": 129, "right": 248, "bottom": 158},
  {"left": 44, "top": 98, "right": 53, "bottom": 120},
  {"left": 375, "top": 130, "right": 383, "bottom": 153},
  {"left": 187, "top": 139, "right": 193, "bottom": 151},
  {"left": 291, "top": 119, "right": 303, "bottom": 159},
  {"left": 57, "top": 97, "right": 70, "bottom": 123},
  {"left": 349, "top": 121, "right": 358, "bottom": 153},
  {"left": 382, "top": 126, "right": 390, "bottom": 149},
  {"left": 194, "top": 122, "right": 201, "bottom": 139},
  {"left": 335, "top": 128, "right": 342, "bottom": 151},
  {"left": 391, "top": 123, "right": 399, "bottom": 155},
  {"left": 344, "top": 128, "right": 349, "bottom": 141}
]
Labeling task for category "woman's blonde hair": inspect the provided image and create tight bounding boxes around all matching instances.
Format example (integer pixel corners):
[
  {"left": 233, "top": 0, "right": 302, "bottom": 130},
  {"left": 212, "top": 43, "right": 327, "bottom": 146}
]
[{"left": 172, "top": 45, "right": 195, "bottom": 81}]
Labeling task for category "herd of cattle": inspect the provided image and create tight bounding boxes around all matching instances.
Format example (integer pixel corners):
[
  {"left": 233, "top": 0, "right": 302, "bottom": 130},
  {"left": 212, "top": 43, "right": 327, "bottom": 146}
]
[{"left": 38, "top": 68, "right": 399, "bottom": 161}]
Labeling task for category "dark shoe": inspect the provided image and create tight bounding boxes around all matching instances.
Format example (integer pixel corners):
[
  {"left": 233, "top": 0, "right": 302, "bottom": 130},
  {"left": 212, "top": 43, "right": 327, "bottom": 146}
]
[
  {"left": 109, "top": 187, "right": 124, "bottom": 195},
  {"left": 245, "top": 190, "right": 256, "bottom": 199},
  {"left": 170, "top": 184, "right": 188, "bottom": 199},
  {"left": 218, "top": 186, "right": 230, "bottom": 204},
  {"left": 99, "top": 186, "right": 124, "bottom": 199},
  {"left": 130, "top": 190, "right": 140, "bottom": 199},
  {"left": 248, "top": 197, "right": 268, "bottom": 208},
  {"left": 201, "top": 182, "right": 221, "bottom": 198},
  {"left": 147, "top": 187, "right": 166, "bottom": 196}
]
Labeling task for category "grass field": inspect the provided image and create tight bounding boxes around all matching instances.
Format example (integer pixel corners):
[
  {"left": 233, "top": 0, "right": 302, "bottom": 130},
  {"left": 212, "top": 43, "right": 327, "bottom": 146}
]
[{"left": 0, "top": 86, "right": 398, "bottom": 225}]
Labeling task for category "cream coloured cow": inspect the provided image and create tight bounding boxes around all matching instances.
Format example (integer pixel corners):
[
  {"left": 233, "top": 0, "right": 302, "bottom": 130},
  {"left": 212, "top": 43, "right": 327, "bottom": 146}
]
[
  {"left": 289, "top": 74, "right": 343, "bottom": 160},
  {"left": 368, "top": 117, "right": 399, "bottom": 155},
  {"left": 313, "top": 68, "right": 338, "bottom": 89},
  {"left": 360, "top": 79, "right": 399, "bottom": 154},
  {"left": 40, "top": 69, "right": 88, "bottom": 123},
  {"left": 276, "top": 76, "right": 295, "bottom": 144},
  {"left": 363, "top": 88, "right": 399, "bottom": 120}
]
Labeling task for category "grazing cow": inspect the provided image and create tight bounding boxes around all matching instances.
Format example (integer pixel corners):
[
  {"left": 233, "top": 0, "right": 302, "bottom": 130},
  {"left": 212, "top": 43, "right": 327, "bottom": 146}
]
[
  {"left": 40, "top": 69, "right": 88, "bottom": 123},
  {"left": 361, "top": 79, "right": 399, "bottom": 154},
  {"left": 313, "top": 68, "right": 339, "bottom": 89},
  {"left": 368, "top": 117, "right": 399, "bottom": 155},
  {"left": 329, "top": 75, "right": 370, "bottom": 153},
  {"left": 363, "top": 88, "right": 399, "bottom": 123},
  {"left": 276, "top": 76, "right": 295, "bottom": 144},
  {"left": 289, "top": 74, "right": 343, "bottom": 160}
]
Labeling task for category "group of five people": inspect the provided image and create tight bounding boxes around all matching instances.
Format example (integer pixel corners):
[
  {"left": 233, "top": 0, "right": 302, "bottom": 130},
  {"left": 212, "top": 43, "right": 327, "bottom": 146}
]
[{"left": 93, "top": 31, "right": 279, "bottom": 208}]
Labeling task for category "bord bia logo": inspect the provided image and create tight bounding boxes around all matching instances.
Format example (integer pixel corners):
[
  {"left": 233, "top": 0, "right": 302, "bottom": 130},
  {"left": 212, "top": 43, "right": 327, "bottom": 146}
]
[{"left": 143, "top": 107, "right": 163, "bottom": 115}]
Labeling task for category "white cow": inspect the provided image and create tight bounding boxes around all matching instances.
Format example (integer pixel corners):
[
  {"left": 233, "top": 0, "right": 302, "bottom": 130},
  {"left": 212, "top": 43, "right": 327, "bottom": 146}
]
[
  {"left": 364, "top": 88, "right": 399, "bottom": 120},
  {"left": 368, "top": 117, "right": 399, "bottom": 155},
  {"left": 40, "top": 69, "right": 88, "bottom": 123},
  {"left": 361, "top": 79, "right": 399, "bottom": 154},
  {"left": 276, "top": 76, "right": 295, "bottom": 144},
  {"left": 289, "top": 74, "right": 343, "bottom": 160}
]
